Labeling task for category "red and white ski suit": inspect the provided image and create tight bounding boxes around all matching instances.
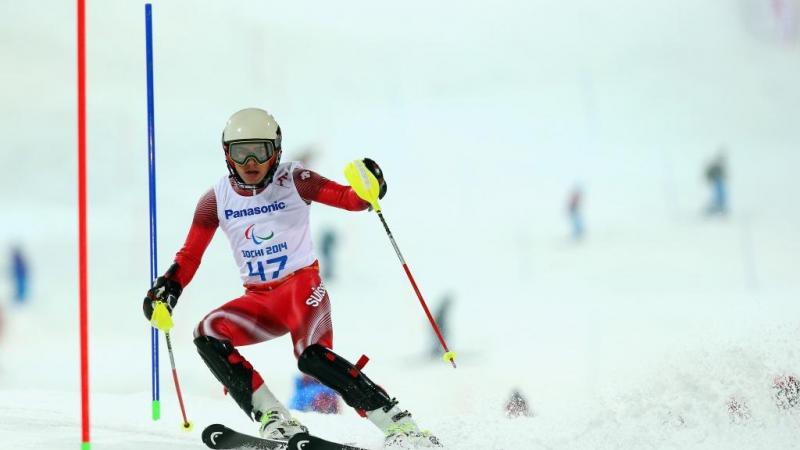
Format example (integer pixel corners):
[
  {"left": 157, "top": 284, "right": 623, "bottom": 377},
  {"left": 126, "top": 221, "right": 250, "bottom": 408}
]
[{"left": 167, "top": 162, "right": 368, "bottom": 392}]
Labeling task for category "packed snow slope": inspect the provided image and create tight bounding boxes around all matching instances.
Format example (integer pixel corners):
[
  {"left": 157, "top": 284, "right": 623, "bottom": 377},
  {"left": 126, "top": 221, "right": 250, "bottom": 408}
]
[{"left": 1, "top": 0, "right": 799, "bottom": 449}]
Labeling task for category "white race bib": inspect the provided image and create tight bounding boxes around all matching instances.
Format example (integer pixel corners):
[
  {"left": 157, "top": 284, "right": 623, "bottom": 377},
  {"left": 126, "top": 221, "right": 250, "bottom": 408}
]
[{"left": 214, "top": 162, "right": 316, "bottom": 284}]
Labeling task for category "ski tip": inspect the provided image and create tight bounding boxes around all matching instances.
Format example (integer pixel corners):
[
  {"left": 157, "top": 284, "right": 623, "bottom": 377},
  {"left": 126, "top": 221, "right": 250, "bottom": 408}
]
[
  {"left": 287, "top": 432, "right": 312, "bottom": 448},
  {"left": 288, "top": 432, "right": 370, "bottom": 450},
  {"left": 202, "top": 424, "right": 229, "bottom": 449}
]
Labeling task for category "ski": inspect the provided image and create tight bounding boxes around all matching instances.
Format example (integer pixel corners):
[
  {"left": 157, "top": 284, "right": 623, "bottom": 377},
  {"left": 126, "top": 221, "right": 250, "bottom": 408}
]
[
  {"left": 288, "top": 432, "right": 369, "bottom": 450},
  {"left": 202, "top": 424, "right": 369, "bottom": 450},
  {"left": 202, "top": 423, "right": 288, "bottom": 449}
]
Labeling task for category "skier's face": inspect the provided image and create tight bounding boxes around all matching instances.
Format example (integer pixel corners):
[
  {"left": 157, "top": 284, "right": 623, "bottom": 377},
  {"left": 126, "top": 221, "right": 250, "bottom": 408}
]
[{"left": 234, "top": 157, "right": 270, "bottom": 185}]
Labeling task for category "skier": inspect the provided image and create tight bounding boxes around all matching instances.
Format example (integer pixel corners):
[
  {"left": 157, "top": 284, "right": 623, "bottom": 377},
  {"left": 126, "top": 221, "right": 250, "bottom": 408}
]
[{"left": 142, "top": 108, "right": 440, "bottom": 448}]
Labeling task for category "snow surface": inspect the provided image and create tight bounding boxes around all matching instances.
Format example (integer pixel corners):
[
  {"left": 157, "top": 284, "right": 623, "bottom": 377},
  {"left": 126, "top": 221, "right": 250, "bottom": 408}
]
[{"left": 2, "top": 0, "right": 800, "bottom": 449}]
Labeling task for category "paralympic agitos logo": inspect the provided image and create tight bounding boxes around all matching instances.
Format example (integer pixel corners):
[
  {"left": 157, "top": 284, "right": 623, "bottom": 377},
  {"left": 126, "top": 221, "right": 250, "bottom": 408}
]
[
  {"left": 224, "top": 201, "right": 286, "bottom": 220},
  {"left": 244, "top": 224, "right": 275, "bottom": 245}
]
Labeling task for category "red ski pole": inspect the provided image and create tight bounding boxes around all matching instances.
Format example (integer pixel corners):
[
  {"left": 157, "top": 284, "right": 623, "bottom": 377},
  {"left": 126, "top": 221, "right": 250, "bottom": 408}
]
[
  {"left": 164, "top": 331, "right": 192, "bottom": 430},
  {"left": 344, "top": 160, "right": 456, "bottom": 368},
  {"left": 151, "top": 302, "right": 193, "bottom": 430},
  {"left": 376, "top": 211, "right": 456, "bottom": 368}
]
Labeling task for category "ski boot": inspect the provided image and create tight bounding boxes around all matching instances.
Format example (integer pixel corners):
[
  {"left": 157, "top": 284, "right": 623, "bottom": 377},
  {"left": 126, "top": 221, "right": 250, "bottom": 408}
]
[
  {"left": 257, "top": 409, "right": 308, "bottom": 440},
  {"left": 367, "top": 399, "right": 442, "bottom": 448}
]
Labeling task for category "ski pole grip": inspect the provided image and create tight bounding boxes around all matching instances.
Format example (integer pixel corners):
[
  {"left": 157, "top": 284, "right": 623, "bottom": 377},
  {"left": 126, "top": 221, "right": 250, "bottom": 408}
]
[
  {"left": 150, "top": 301, "right": 174, "bottom": 331},
  {"left": 343, "top": 160, "right": 382, "bottom": 212}
]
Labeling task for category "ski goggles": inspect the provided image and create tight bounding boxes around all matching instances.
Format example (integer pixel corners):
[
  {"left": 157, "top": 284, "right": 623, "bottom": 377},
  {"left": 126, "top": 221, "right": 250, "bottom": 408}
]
[{"left": 227, "top": 141, "right": 277, "bottom": 165}]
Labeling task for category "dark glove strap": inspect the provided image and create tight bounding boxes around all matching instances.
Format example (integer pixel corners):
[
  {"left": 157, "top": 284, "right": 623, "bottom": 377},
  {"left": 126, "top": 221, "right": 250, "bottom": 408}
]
[
  {"left": 152, "top": 263, "right": 183, "bottom": 299},
  {"left": 143, "top": 263, "right": 183, "bottom": 320},
  {"left": 363, "top": 158, "right": 387, "bottom": 199}
]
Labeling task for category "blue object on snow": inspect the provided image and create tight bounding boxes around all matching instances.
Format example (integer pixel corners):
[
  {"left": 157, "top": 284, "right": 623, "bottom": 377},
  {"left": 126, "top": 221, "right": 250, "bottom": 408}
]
[
  {"left": 11, "top": 246, "right": 29, "bottom": 304},
  {"left": 289, "top": 374, "right": 339, "bottom": 414}
]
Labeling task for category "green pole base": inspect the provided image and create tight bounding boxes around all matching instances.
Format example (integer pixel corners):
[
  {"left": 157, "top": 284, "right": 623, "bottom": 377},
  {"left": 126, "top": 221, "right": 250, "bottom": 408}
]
[
  {"left": 81, "top": 442, "right": 91, "bottom": 450},
  {"left": 152, "top": 400, "right": 161, "bottom": 421}
]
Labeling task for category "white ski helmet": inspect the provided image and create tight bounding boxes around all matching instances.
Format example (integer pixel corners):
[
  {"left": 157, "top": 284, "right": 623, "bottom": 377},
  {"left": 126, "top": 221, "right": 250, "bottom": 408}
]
[{"left": 221, "top": 108, "right": 283, "bottom": 189}]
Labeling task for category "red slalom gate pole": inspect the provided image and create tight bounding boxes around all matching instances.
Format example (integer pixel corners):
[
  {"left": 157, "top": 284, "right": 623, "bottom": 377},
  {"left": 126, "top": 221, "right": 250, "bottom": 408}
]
[{"left": 77, "top": 0, "right": 91, "bottom": 448}]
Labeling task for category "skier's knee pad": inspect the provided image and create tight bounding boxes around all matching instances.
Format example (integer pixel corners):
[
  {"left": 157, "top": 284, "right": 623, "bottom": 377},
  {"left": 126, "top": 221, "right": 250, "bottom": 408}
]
[
  {"left": 194, "top": 336, "right": 255, "bottom": 418},
  {"left": 298, "top": 344, "right": 392, "bottom": 411}
]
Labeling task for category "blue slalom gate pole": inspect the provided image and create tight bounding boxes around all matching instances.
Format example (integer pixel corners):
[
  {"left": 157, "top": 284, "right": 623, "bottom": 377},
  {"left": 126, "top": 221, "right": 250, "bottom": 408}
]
[{"left": 145, "top": 2, "right": 160, "bottom": 421}]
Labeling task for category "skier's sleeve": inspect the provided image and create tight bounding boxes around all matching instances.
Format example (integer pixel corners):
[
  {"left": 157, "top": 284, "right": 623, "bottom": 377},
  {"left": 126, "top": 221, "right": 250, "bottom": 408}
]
[
  {"left": 169, "top": 188, "right": 219, "bottom": 287},
  {"left": 293, "top": 168, "right": 370, "bottom": 211}
]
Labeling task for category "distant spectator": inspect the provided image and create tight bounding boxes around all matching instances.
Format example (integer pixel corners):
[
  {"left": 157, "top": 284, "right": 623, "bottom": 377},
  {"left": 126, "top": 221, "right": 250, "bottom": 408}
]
[
  {"left": 11, "top": 245, "right": 29, "bottom": 304},
  {"left": 567, "top": 186, "right": 585, "bottom": 240},
  {"left": 705, "top": 150, "right": 728, "bottom": 215},
  {"left": 318, "top": 228, "right": 338, "bottom": 281},
  {"left": 429, "top": 293, "right": 454, "bottom": 360},
  {"left": 295, "top": 145, "right": 319, "bottom": 168}
]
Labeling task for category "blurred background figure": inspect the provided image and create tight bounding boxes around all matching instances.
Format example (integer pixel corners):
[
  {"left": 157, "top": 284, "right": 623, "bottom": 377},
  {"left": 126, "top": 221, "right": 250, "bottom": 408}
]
[
  {"left": 772, "top": 0, "right": 800, "bottom": 40},
  {"left": 298, "top": 144, "right": 339, "bottom": 282},
  {"left": 0, "top": 298, "right": 4, "bottom": 345},
  {"left": 288, "top": 374, "right": 340, "bottom": 414},
  {"left": 704, "top": 149, "right": 728, "bottom": 216},
  {"left": 504, "top": 389, "right": 533, "bottom": 418},
  {"left": 10, "top": 245, "right": 29, "bottom": 305},
  {"left": 773, "top": 374, "right": 799, "bottom": 410},
  {"left": 428, "top": 293, "right": 454, "bottom": 360},
  {"left": 567, "top": 185, "right": 585, "bottom": 241},
  {"left": 318, "top": 228, "right": 339, "bottom": 281},
  {"left": 295, "top": 144, "right": 320, "bottom": 168},
  {"left": 744, "top": 0, "right": 800, "bottom": 42},
  {"left": 726, "top": 395, "right": 752, "bottom": 423}
]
